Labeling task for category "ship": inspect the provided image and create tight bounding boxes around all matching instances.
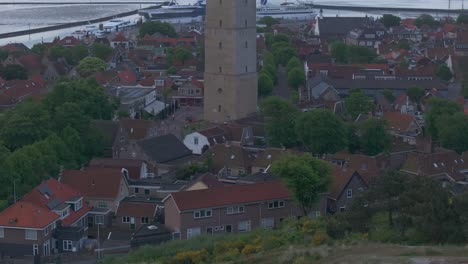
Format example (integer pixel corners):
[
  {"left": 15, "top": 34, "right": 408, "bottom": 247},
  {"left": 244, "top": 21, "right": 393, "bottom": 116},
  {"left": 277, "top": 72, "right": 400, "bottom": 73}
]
[
  {"left": 139, "top": 0, "right": 206, "bottom": 20},
  {"left": 257, "top": 0, "right": 316, "bottom": 17}
]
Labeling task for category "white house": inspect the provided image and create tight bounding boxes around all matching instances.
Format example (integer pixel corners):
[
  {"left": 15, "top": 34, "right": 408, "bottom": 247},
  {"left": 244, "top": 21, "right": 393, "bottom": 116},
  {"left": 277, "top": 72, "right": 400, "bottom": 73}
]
[{"left": 183, "top": 127, "right": 227, "bottom": 155}]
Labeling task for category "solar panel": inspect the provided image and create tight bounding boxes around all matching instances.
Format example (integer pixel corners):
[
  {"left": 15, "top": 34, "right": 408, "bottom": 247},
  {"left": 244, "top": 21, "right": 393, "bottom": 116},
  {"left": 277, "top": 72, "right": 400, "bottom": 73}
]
[
  {"left": 38, "top": 185, "right": 54, "bottom": 196},
  {"left": 47, "top": 198, "right": 61, "bottom": 210}
]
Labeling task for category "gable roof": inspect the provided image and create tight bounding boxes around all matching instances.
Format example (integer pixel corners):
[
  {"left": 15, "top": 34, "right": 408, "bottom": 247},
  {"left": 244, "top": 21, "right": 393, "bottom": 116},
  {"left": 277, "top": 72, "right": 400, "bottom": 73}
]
[
  {"left": 318, "top": 17, "right": 373, "bottom": 36},
  {"left": 119, "top": 118, "right": 156, "bottom": 141},
  {"left": 198, "top": 126, "right": 227, "bottom": 145},
  {"left": 168, "top": 180, "right": 292, "bottom": 211},
  {"left": 326, "top": 151, "right": 386, "bottom": 184},
  {"left": 88, "top": 158, "right": 144, "bottom": 180},
  {"left": 383, "top": 111, "right": 418, "bottom": 132},
  {"left": 21, "top": 179, "right": 91, "bottom": 226},
  {"left": 203, "top": 144, "right": 252, "bottom": 172},
  {"left": 137, "top": 134, "right": 192, "bottom": 163},
  {"left": 116, "top": 199, "right": 157, "bottom": 218},
  {"left": 0, "top": 202, "right": 60, "bottom": 229},
  {"left": 61, "top": 168, "right": 125, "bottom": 200}
]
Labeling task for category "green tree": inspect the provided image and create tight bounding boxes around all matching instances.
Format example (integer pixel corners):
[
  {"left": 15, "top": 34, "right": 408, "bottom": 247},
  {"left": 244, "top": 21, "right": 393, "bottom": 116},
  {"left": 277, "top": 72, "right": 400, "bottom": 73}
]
[
  {"left": 331, "top": 41, "right": 348, "bottom": 63},
  {"left": 346, "top": 124, "right": 360, "bottom": 154},
  {"left": 49, "top": 45, "right": 66, "bottom": 60},
  {"left": 0, "top": 101, "right": 51, "bottom": 150},
  {"left": 382, "top": 89, "right": 395, "bottom": 103},
  {"left": 438, "top": 113, "right": 468, "bottom": 154},
  {"left": 286, "top": 57, "right": 301, "bottom": 75},
  {"left": 31, "top": 43, "right": 48, "bottom": 56},
  {"left": 167, "top": 66, "right": 177, "bottom": 75},
  {"left": 52, "top": 102, "right": 91, "bottom": 134},
  {"left": 344, "top": 90, "right": 374, "bottom": 119},
  {"left": 0, "top": 49, "right": 8, "bottom": 62},
  {"left": 272, "top": 46, "right": 297, "bottom": 65},
  {"left": 406, "top": 86, "right": 425, "bottom": 104},
  {"left": 262, "top": 63, "right": 278, "bottom": 84},
  {"left": 424, "top": 97, "right": 462, "bottom": 139},
  {"left": 380, "top": 14, "right": 401, "bottom": 28},
  {"left": 437, "top": 64, "right": 453, "bottom": 81},
  {"left": 347, "top": 45, "right": 377, "bottom": 64},
  {"left": 139, "top": 21, "right": 177, "bottom": 38},
  {"left": 358, "top": 118, "right": 391, "bottom": 156},
  {"left": 91, "top": 43, "right": 113, "bottom": 60},
  {"left": 76, "top": 57, "right": 107, "bottom": 77},
  {"left": 67, "top": 45, "right": 89, "bottom": 65},
  {"left": 414, "top": 14, "right": 439, "bottom": 28},
  {"left": 258, "top": 73, "right": 274, "bottom": 97},
  {"left": 174, "top": 47, "right": 193, "bottom": 65},
  {"left": 271, "top": 154, "right": 332, "bottom": 215},
  {"left": 295, "top": 109, "right": 347, "bottom": 155},
  {"left": 0, "top": 64, "right": 27, "bottom": 80},
  {"left": 258, "top": 16, "right": 280, "bottom": 27},
  {"left": 457, "top": 13, "right": 468, "bottom": 24},
  {"left": 287, "top": 67, "right": 305, "bottom": 90},
  {"left": 260, "top": 96, "right": 300, "bottom": 148},
  {"left": 397, "top": 40, "right": 411, "bottom": 50}
]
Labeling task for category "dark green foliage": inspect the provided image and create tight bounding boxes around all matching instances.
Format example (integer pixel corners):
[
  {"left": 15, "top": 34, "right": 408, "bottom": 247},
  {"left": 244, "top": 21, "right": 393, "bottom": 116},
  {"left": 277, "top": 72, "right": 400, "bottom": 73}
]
[
  {"left": 287, "top": 67, "right": 305, "bottom": 89},
  {"left": 397, "top": 40, "right": 410, "bottom": 50},
  {"left": 31, "top": 43, "right": 48, "bottom": 56},
  {"left": 173, "top": 47, "right": 192, "bottom": 65},
  {"left": 380, "top": 14, "right": 401, "bottom": 28},
  {"left": 167, "top": 66, "right": 177, "bottom": 75},
  {"left": 49, "top": 45, "right": 89, "bottom": 65},
  {"left": 414, "top": 14, "right": 440, "bottom": 28},
  {"left": 330, "top": 42, "right": 377, "bottom": 64},
  {"left": 457, "top": 13, "right": 468, "bottom": 24},
  {"left": 49, "top": 45, "right": 66, "bottom": 60},
  {"left": 258, "top": 16, "right": 280, "bottom": 27},
  {"left": 258, "top": 73, "right": 274, "bottom": 97},
  {"left": 295, "top": 109, "right": 347, "bottom": 155},
  {"left": 0, "top": 49, "right": 8, "bottom": 61},
  {"left": 271, "top": 154, "right": 332, "bottom": 215},
  {"left": 260, "top": 96, "right": 300, "bottom": 148},
  {"left": 0, "top": 64, "right": 28, "bottom": 80},
  {"left": 139, "top": 21, "right": 177, "bottom": 38},
  {"left": 424, "top": 97, "right": 462, "bottom": 139},
  {"left": 438, "top": 113, "right": 468, "bottom": 154},
  {"left": 382, "top": 89, "right": 395, "bottom": 103},
  {"left": 272, "top": 46, "right": 297, "bottom": 66},
  {"left": 358, "top": 118, "right": 391, "bottom": 156},
  {"left": 436, "top": 64, "right": 453, "bottom": 81},
  {"left": 344, "top": 90, "right": 374, "bottom": 119},
  {"left": 407, "top": 86, "right": 425, "bottom": 103},
  {"left": 286, "top": 57, "right": 301, "bottom": 75},
  {"left": 91, "top": 43, "right": 113, "bottom": 60},
  {"left": 346, "top": 124, "right": 360, "bottom": 154},
  {"left": 76, "top": 57, "right": 107, "bottom": 77}
]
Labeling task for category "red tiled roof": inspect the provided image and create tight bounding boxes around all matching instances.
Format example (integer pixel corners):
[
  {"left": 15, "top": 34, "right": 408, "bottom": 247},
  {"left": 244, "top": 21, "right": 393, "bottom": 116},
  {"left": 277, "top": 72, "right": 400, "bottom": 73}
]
[
  {"left": 21, "top": 179, "right": 91, "bottom": 226},
  {"left": 56, "top": 36, "right": 81, "bottom": 46},
  {"left": 116, "top": 201, "right": 156, "bottom": 217},
  {"left": 112, "top": 33, "right": 128, "bottom": 42},
  {"left": 3, "top": 79, "right": 44, "bottom": 100},
  {"left": 18, "top": 54, "right": 43, "bottom": 72},
  {"left": 88, "top": 158, "right": 144, "bottom": 180},
  {"left": 327, "top": 163, "right": 358, "bottom": 199},
  {"left": 118, "top": 70, "right": 137, "bottom": 85},
  {"left": 383, "top": 111, "right": 416, "bottom": 132},
  {"left": 0, "top": 202, "right": 60, "bottom": 229},
  {"left": 61, "top": 168, "right": 124, "bottom": 200},
  {"left": 169, "top": 180, "right": 292, "bottom": 211},
  {"left": 119, "top": 118, "right": 156, "bottom": 141}
]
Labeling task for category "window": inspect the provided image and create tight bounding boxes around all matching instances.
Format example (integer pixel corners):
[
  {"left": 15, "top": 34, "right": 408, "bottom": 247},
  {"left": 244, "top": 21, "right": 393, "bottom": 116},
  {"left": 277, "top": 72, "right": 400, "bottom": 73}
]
[
  {"left": 63, "top": 240, "right": 73, "bottom": 251},
  {"left": 194, "top": 137, "right": 199, "bottom": 145},
  {"left": 315, "top": 211, "right": 321, "bottom": 217},
  {"left": 245, "top": 20, "right": 248, "bottom": 28},
  {"left": 44, "top": 225, "right": 49, "bottom": 236},
  {"left": 33, "top": 244, "right": 39, "bottom": 256},
  {"left": 25, "top": 230, "right": 37, "bottom": 240},
  {"left": 219, "top": 20, "right": 223, "bottom": 28},
  {"left": 218, "top": 66, "right": 222, "bottom": 73},
  {"left": 245, "top": 66, "right": 248, "bottom": 72},
  {"left": 141, "top": 217, "right": 149, "bottom": 224},
  {"left": 187, "top": 227, "right": 201, "bottom": 238},
  {"left": 134, "top": 187, "right": 139, "bottom": 193},
  {"left": 261, "top": 218, "right": 274, "bottom": 228},
  {"left": 61, "top": 208, "right": 70, "bottom": 219},
  {"left": 268, "top": 200, "right": 285, "bottom": 209},
  {"left": 226, "top": 168, "right": 232, "bottom": 176},
  {"left": 226, "top": 225, "right": 232, "bottom": 233},
  {"left": 218, "top": 42, "right": 223, "bottom": 49},
  {"left": 75, "top": 199, "right": 83, "bottom": 211},
  {"left": 97, "top": 201, "right": 108, "bottom": 209},
  {"left": 238, "top": 220, "right": 251, "bottom": 232},
  {"left": 245, "top": 41, "right": 248, "bottom": 48},
  {"left": 122, "top": 216, "right": 131, "bottom": 223},
  {"left": 194, "top": 209, "right": 212, "bottom": 219},
  {"left": 0, "top": 227, "right": 4, "bottom": 238},
  {"left": 207, "top": 227, "right": 213, "bottom": 234},
  {"left": 226, "top": 205, "right": 245, "bottom": 215},
  {"left": 218, "top": 105, "right": 222, "bottom": 113},
  {"left": 144, "top": 189, "right": 150, "bottom": 195},
  {"left": 340, "top": 207, "right": 346, "bottom": 212},
  {"left": 95, "top": 215, "right": 105, "bottom": 225},
  {"left": 346, "top": 189, "right": 353, "bottom": 199}
]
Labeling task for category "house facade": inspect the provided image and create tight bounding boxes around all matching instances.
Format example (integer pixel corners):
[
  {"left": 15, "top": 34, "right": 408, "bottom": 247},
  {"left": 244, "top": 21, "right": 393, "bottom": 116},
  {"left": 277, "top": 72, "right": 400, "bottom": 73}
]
[{"left": 164, "top": 181, "right": 302, "bottom": 239}]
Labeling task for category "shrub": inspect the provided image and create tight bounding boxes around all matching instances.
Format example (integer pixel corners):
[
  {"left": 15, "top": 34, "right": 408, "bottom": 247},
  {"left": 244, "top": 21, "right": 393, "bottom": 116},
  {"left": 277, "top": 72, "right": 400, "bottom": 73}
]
[
  {"left": 312, "top": 230, "right": 329, "bottom": 246},
  {"left": 241, "top": 244, "right": 260, "bottom": 255},
  {"left": 173, "top": 249, "right": 209, "bottom": 264}
]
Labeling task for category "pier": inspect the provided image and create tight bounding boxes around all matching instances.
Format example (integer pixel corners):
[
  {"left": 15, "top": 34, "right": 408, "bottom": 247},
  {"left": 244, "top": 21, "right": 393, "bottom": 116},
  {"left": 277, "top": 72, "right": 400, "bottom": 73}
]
[{"left": 308, "top": 3, "right": 464, "bottom": 15}]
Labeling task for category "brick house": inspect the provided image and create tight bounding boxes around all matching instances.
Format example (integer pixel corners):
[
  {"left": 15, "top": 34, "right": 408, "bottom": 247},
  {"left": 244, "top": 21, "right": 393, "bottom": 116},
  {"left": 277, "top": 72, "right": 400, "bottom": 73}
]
[
  {"left": 88, "top": 158, "right": 153, "bottom": 179},
  {"left": 115, "top": 197, "right": 159, "bottom": 231},
  {"left": 382, "top": 111, "right": 422, "bottom": 145},
  {"left": 0, "top": 179, "right": 91, "bottom": 257},
  {"left": 60, "top": 168, "right": 129, "bottom": 230},
  {"left": 163, "top": 180, "right": 302, "bottom": 239}
]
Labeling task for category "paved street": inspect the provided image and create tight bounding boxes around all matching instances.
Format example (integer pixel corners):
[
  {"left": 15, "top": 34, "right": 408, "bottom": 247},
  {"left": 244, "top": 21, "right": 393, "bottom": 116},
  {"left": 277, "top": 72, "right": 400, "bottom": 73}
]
[
  {"left": 273, "top": 66, "right": 291, "bottom": 99},
  {"left": 156, "top": 106, "right": 203, "bottom": 139}
]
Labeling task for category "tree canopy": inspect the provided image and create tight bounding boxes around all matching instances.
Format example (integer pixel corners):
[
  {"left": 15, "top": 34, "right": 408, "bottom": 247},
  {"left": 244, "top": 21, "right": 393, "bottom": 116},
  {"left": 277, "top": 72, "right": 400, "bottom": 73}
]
[
  {"left": 31, "top": 43, "right": 48, "bottom": 56},
  {"left": 295, "top": 109, "right": 347, "bottom": 155},
  {"left": 380, "top": 14, "right": 401, "bottom": 28},
  {"left": 438, "top": 113, "right": 468, "bottom": 154},
  {"left": 457, "top": 13, "right": 468, "bottom": 24},
  {"left": 437, "top": 64, "right": 453, "bottom": 81},
  {"left": 331, "top": 42, "right": 377, "bottom": 64},
  {"left": 271, "top": 154, "right": 332, "bottom": 215},
  {"left": 344, "top": 90, "right": 374, "bottom": 120},
  {"left": 424, "top": 97, "right": 462, "bottom": 139},
  {"left": 260, "top": 96, "right": 300, "bottom": 148},
  {"left": 414, "top": 14, "right": 439, "bottom": 28},
  {"left": 258, "top": 16, "right": 280, "bottom": 27},
  {"left": 406, "top": 86, "right": 425, "bottom": 104},
  {"left": 91, "top": 43, "right": 113, "bottom": 60},
  {"left": 139, "top": 21, "right": 177, "bottom": 38},
  {"left": 0, "top": 64, "right": 28, "bottom": 80},
  {"left": 358, "top": 118, "right": 391, "bottom": 156},
  {"left": 287, "top": 67, "right": 305, "bottom": 90},
  {"left": 258, "top": 73, "right": 274, "bottom": 97},
  {"left": 76, "top": 57, "right": 107, "bottom": 77},
  {"left": 0, "top": 49, "right": 8, "bottom": 62}
]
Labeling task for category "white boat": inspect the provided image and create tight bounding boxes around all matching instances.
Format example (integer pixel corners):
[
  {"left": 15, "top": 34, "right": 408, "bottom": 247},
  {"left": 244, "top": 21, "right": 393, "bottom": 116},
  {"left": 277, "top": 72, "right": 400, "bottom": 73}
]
[
  {"left": 139, "top": 0, "right": 206, "bottom": 20},
  {"left": 103, "top": 19, "right": 133, "bottom": 33},
  {"left": 257, "top": 0, "right": 316, "bottom": 17}
]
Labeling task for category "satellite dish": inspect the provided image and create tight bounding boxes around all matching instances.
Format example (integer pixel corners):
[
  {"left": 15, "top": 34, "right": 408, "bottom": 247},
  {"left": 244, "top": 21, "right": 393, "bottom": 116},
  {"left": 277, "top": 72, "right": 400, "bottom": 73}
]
[{"left": 147, "top": 225, "right": 158, "bottom": 230}]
